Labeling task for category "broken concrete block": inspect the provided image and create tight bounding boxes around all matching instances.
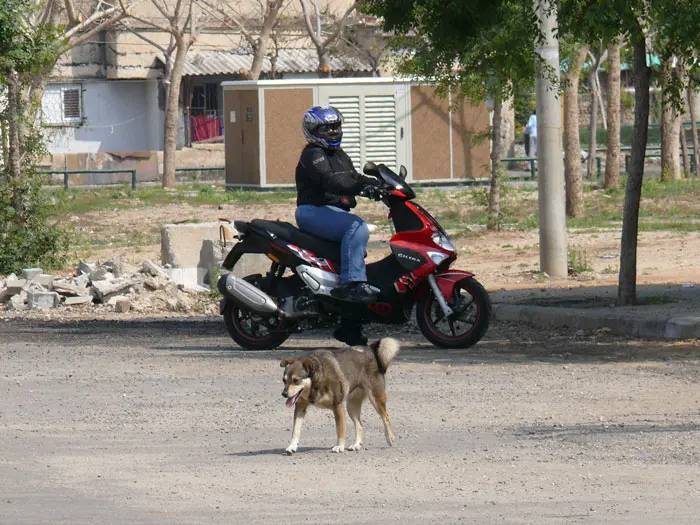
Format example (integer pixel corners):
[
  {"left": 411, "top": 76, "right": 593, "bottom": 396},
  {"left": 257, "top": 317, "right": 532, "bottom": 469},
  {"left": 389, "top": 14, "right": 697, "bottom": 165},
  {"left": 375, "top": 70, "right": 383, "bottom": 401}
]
[
  {"left": 142, "top": 260, "right": 169, "bottom": 279},
  {"left": 52, "top": 279, "right": 90, "bottom": 297},
  {"left": 73, "top": 273, "right": 90, "bottom": 288},
  {"left": 31, "top": 274, "right": 55, "bottom": 287},
  {"left": 161, "top": 222, "right": 235, "bottom": 268},
  {"left": 6, "top": 279, "right": 27, "bottom": 294},
  {"left": 103, "top": 255, "right": 123, "bottom": 277},
  {"left": 22, "top": 268, "right": 43, "bottom": 280},
  {"left": 63, "top": 295, "right": 93, "bottom": 306},
  {"left": 114, "top": 298, "right": 131, "bottom": 313},
  {"left": 89, "top": 269, "right": 112, "bottom": 282},
  {"left": 7, "top": 293, "right": 27, "bottom": 311},
  {"left": 143, "top": 276, "right": 165, "bottom": 291},
  {"left": 0, "top": 286, "right": 10, "bottom": 303},
  {"left": 27, "top": 292, "right": 60, "bottom": 309},
  {"left": 78, "top": 261, "right": 97, "bottom": 275},
  {"left": 92, "top": 277, "right": 142, "bottom": 303}
]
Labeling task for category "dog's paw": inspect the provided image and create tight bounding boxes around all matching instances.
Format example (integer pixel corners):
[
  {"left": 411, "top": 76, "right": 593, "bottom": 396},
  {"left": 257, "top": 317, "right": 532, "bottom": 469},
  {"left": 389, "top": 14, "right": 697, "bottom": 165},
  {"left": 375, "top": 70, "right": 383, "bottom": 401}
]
[
  {"left": 331, "top": 445, "right": 345, "bottom": 453},
  {"left": 284, "top": 446, "right": 297, "bottom": 455},
  {"left": 347, "top": 443, "right": 362, "bottom": 452}
]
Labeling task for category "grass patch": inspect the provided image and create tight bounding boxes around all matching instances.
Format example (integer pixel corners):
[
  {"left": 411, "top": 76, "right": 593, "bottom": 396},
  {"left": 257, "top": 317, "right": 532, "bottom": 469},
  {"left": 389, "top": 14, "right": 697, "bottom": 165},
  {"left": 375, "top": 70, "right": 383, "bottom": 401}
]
[{"left": 48, "top": 184, "right": 296, "bottom": 216}]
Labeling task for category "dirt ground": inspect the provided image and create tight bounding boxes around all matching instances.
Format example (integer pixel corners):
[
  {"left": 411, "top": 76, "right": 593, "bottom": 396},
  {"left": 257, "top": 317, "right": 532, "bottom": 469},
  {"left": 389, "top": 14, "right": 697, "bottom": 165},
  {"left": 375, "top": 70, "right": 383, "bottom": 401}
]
[
  {"left": 1, "top": 319, "right": 698, "bottom": 524},
  {"left": 67, "top": 198, "right": 700, "bottom": 292}
]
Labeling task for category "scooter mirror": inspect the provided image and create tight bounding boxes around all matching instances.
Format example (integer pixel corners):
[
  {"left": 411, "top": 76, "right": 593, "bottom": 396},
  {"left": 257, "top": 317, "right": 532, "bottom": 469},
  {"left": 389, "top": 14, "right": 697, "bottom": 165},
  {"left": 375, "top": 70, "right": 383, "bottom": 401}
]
[
  {"left": 399, "top": 165, "right": 407, "bottom": 180},
  {"left": 363, "top": 162, "right": 380, "bottom": 176}
]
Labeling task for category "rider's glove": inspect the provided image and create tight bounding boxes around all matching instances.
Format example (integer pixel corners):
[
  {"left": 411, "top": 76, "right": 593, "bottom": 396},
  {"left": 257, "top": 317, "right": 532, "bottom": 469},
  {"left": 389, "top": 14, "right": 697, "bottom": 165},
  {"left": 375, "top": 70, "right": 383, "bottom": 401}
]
[{"left": 361, "top": 185, "right": 384, "bottom": 201}]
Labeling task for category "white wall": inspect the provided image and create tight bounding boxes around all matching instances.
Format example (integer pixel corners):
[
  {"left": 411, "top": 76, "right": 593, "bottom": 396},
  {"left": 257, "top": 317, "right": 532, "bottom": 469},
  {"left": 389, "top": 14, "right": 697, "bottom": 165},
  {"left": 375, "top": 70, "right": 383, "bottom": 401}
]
[{"left": 46, "top": 79, "right": 164, "bottom": 153}]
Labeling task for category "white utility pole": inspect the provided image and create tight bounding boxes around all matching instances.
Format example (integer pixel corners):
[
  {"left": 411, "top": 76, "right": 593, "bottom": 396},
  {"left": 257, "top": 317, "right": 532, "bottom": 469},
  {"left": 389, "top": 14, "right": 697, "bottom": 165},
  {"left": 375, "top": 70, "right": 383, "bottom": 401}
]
[{"left": 534, "top": 0, "right": 568, "bottom": 277}]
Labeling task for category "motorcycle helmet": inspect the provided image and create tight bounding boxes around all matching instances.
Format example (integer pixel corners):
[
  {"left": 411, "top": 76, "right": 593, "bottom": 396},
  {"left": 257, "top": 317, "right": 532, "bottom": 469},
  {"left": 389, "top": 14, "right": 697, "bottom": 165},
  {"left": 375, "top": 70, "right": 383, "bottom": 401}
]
[{"left": 302, "top": 105, "right": 344, "bottom": 149}]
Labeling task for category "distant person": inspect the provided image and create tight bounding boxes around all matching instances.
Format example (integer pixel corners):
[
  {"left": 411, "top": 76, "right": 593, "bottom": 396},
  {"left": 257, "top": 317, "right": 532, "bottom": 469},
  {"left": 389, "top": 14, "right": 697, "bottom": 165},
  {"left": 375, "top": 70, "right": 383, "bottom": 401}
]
[
  {"left": 523, "top": 127, "right": 530, "bottom": 157},
  {"left": 525, "top": 111, "right": 537, "bottom": 157}
]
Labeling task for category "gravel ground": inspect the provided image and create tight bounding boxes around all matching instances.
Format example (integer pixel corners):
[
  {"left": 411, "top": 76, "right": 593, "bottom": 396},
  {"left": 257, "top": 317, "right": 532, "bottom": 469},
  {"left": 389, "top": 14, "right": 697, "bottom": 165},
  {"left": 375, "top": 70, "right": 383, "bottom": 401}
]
[{"left": 1, "top": 318, "right": 699, "bottom": 524}]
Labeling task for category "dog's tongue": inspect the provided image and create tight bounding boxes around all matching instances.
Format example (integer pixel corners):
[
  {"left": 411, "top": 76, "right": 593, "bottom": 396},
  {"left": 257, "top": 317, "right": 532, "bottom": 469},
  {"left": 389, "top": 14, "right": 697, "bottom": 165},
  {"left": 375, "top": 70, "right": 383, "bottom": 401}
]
[{"left": 285, "top": 397, "right": 295, "bottom": 408}]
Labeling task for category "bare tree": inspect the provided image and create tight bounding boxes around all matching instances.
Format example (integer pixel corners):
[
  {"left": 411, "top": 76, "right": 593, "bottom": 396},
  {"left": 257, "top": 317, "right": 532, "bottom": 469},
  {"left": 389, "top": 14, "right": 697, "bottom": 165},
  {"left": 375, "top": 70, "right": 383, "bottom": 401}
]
[
  {"left": 487, "top": 100, "right": 505, "bottom": 231},
  {"left": 3, "top": 0, "right": 129, "bottom": 188},
  {"left": 687, "top": 79, "right": 699, "bottom": 178},
  {"left": 586, "top": 44, "right": 607, "bottom": 179},
  {"left": 660, "top": 57, "right": 682, "bottom": 181},
  {"left": 340, "top": 22, "right": 389, "bottom": 76},
  {"left": 299, "top": 0, "right": 358, "bottom": 77},
  {"left": 197, "top": 0, "right": 289, "bottom": 80},
  {"left": 604, "top": 39, "right": 622, "bottom": 189},
  {"left": 118, "top": 0, "right": 201, "bottom": 189},
  {"left": 563, "top": 45, "right": 588, "bottom": 217}
]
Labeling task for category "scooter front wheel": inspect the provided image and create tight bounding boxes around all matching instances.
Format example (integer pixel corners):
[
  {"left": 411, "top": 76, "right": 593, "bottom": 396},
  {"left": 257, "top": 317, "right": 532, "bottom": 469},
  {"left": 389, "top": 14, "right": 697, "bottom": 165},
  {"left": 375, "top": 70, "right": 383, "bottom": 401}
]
[
  {"left": 416, "top": 276, "right": 491, "bottom": 349},
  {"left": 223, "top": 300, "right": 290, "bottom": 350}
]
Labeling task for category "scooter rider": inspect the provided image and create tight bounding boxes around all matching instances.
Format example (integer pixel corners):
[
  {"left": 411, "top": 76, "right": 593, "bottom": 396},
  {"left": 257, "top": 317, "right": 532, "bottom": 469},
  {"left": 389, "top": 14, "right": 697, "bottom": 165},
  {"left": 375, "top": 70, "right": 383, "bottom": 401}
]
[{"left": 295, "top": 105, "right": 382, "bottom": 345}]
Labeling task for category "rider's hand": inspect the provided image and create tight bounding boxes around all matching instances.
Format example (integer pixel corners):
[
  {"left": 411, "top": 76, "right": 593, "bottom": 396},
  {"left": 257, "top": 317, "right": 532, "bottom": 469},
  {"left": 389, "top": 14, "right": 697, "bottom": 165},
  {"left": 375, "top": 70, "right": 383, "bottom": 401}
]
[{"left": 361, "top": 185, "right": 384, "bottom": 201}]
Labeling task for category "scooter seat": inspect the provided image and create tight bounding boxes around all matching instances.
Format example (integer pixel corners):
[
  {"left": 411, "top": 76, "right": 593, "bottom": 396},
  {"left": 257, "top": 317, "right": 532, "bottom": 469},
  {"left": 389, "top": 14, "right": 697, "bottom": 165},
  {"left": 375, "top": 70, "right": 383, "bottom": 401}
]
[{"left": 250, "top": 219, "right": 341, "bottom": 262}]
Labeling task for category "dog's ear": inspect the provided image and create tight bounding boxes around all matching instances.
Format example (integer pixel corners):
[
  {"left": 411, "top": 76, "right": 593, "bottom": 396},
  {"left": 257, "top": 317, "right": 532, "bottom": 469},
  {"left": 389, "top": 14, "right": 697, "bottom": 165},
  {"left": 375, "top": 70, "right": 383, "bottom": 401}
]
[
  {"left": 280, "top": 359, "right": 294, "bottom": 368},
  {"left": 301, "top": 358, "right": 316, "bottom": 376}
]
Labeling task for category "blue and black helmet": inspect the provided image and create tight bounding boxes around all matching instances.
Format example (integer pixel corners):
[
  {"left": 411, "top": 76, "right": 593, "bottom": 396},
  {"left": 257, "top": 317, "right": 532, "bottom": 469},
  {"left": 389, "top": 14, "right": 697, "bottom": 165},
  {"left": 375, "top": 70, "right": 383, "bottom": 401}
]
[{"left": 302, "top": 105, "right": 344, "bottom": 149}]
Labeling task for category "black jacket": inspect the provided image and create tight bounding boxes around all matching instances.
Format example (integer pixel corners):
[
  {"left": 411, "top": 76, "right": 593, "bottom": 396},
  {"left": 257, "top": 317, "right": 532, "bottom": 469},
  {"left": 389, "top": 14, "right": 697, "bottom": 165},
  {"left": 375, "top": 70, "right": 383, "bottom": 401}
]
[{"left": 295, "top": 143, "right": 375, "bottom": 210}]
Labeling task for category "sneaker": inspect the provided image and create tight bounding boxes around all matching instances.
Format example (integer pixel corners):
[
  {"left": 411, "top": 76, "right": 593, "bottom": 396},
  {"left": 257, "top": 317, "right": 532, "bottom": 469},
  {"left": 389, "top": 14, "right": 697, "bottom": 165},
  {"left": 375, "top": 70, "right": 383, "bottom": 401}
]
[
  {"left": 330, "top": 281, "right": 379, "bottom": 303},
  {"left": 333, "top": 323, "right": 368, "bottom": 346}
]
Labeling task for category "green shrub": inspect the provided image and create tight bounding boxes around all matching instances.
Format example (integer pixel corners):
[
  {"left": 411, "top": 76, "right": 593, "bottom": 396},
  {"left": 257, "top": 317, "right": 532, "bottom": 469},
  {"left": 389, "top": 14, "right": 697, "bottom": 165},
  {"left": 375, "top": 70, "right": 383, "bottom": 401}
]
[{"left": 0, "top": 177, "right": 68, "bottom": 274}]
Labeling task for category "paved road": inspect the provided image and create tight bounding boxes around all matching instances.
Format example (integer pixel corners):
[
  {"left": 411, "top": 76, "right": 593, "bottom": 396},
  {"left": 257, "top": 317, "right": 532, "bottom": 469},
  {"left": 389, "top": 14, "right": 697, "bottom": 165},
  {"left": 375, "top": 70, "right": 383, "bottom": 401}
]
[{"left": 1, "top": 319, "right": 699, "bottom": 524}]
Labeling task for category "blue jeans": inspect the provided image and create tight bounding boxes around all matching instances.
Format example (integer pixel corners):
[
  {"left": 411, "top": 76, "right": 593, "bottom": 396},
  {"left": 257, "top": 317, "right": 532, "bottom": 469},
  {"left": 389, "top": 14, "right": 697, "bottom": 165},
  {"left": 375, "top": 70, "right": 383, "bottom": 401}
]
[{"left": 295, "top": 205, "right": 369, "bottom": 282}]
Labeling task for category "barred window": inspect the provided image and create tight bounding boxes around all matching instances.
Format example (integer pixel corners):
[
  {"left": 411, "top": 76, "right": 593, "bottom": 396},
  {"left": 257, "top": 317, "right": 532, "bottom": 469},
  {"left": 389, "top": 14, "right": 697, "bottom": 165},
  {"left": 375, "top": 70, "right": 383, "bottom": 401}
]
[{"left": 42, "top": 84, "right": 83, "bottom": 125}]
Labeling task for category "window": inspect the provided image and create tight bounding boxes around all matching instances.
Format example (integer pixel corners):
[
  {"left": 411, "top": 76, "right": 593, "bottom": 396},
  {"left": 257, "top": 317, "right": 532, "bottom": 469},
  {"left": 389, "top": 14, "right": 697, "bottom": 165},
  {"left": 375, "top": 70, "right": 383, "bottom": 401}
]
[{"left": 42, "top": 84, "right": 83, "bottom": 125}]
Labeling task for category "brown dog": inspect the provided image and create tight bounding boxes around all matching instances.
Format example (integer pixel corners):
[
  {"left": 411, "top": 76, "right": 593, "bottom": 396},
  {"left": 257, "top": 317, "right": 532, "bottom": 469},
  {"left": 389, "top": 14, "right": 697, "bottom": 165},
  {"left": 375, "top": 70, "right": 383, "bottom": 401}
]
[{"left": 280, "top": 338, "right": 400, "bottom": 454}]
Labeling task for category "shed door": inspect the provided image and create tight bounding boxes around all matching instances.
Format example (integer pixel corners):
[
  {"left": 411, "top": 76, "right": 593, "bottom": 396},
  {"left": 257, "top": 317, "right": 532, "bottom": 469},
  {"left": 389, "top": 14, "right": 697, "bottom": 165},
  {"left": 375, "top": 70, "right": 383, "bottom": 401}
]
[{"left": 318, "top": 84, "right": 409, "bottom": 174}]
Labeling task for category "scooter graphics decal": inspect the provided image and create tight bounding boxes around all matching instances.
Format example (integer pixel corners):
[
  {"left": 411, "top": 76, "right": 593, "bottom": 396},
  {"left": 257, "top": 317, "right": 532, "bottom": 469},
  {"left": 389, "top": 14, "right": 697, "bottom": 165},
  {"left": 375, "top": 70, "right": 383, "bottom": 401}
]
[
  {"left": 287, "top": 243, "right": 336, "bottom": 273},
  {"left": 367, "top": 303, "right": 393, "bottom": 316},
  {"left": 393, "top": 272, "right": 418, "bottom": 293}
]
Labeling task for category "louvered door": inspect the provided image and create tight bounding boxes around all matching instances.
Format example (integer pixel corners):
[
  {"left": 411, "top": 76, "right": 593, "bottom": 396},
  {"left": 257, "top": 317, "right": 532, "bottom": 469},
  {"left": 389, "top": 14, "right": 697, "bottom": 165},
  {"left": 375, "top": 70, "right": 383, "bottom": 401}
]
[{"left": 319, "top": 83, "right": 409, "bottom": 177}]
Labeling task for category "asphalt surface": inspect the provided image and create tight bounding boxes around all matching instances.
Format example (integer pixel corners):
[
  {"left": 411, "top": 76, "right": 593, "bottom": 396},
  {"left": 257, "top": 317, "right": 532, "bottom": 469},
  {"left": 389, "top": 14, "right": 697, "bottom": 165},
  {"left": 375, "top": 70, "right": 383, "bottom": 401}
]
[{"left": 1, "top": 318, "right": 699, "bottom": 524}]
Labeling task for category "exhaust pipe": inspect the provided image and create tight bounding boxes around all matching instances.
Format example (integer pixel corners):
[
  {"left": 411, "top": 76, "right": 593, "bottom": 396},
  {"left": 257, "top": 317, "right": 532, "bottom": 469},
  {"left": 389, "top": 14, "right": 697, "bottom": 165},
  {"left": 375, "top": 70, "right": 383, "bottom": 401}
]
[{"left": 217, "top": 273, "right": 281, "bottom": 316}]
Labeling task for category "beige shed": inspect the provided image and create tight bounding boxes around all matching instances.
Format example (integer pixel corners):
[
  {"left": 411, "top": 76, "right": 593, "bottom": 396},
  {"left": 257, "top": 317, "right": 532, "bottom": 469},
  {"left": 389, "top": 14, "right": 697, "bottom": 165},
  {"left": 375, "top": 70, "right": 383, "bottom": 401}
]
[{"left": 222, "top": 78, "right": 489, "bottom": 188}]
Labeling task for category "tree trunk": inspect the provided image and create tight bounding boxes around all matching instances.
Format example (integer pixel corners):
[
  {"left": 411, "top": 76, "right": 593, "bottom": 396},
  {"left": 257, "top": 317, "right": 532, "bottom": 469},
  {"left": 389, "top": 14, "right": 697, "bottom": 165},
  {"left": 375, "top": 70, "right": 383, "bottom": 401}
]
[
  {"left": 318, "top": 48, "right": 332, "bottom": 78},
  {"left": 688, "top": 83, "right": 700, "bottom": 178},
  {"left": 587, "top": 53, "right": 601, "bottom": 179},
  {"left": 6, "top": 70, "right": 23, "bottom": 195},
  {"left": 1, "top": 118, "right": 8, "bottom": 166},
  {"left": 618, "top": 35, "right": 651, "bottom": 306},
  {"left": 680, "top": 122, "right": 691, "bottom": 176},
  {"left": 487, "top": 100, "right": 504, "bottom": 231},
  {"left": 162, "top": 35, "right": 188, "bottom": 189},
  {"left": 564, "top": 45, "right": 587, "bottom": 217},
  {"left": 503, "top": 95, "right": 516, "bottom": 159},
  {"left": 660, "top": 58, "right": 681, "bottom": 181},
  {"left": 604, "top": 40, "right": 621, "bottom": 189}
]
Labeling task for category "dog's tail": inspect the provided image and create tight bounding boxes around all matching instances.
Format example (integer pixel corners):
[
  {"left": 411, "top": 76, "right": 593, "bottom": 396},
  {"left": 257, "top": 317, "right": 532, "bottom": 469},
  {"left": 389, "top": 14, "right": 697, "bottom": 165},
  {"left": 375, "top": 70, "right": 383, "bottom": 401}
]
[{"left": 370, "top": 338, "right": 400, "bottom": 374}]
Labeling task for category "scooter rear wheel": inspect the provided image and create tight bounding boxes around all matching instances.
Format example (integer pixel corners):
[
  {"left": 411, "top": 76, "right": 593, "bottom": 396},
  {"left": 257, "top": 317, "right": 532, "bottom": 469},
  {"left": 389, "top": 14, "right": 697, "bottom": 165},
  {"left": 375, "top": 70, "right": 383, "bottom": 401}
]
[
  {"left": 416, "top": 276, "right": 491, "bottom": 349},
  {"left": 223, "top": 300, "right": 289, "bottom": 350}
]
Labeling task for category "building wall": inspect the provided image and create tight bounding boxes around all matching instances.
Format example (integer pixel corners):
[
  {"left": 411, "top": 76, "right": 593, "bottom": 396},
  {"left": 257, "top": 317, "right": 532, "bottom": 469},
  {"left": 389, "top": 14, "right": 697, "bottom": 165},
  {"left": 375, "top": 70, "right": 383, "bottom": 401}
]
[
  {"left": 263, "top": 88, "right": 313, "bottom": 184},
  {"left": 46, "top": 79, "right": 163, "bottom": 154},
  {"left": 410, "top": 85, "right": 489, "bottom": 181}
]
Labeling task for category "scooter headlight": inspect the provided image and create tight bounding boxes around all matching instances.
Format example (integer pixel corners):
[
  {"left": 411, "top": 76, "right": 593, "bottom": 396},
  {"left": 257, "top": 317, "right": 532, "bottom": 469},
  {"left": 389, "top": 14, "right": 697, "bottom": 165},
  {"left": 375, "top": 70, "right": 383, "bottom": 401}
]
[
  {"left": 431, "top": 232, "right": 456, "bottom": 252},
  {"left": 428, "top": 251, "right": 449, "bottom": 264}
]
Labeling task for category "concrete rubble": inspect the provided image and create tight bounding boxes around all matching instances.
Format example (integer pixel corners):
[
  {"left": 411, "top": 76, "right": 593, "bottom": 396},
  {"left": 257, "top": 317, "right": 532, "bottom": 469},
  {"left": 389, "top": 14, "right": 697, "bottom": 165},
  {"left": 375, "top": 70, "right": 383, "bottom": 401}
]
[{"left": 0, "top": 257, "right": 209, "bottom": 314}]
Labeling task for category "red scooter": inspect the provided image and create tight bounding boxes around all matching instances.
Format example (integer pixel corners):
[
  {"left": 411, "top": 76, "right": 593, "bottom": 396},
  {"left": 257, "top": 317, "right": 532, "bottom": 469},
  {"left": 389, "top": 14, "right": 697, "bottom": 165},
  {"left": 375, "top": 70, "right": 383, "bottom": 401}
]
[{"left": 217, "top": 162, "right": 491, "bottom": 350}]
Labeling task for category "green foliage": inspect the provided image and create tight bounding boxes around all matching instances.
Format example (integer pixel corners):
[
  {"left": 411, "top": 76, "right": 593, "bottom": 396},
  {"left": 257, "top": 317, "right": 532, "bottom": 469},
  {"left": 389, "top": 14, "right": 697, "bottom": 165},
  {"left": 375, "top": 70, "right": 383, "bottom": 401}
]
[
  {"left": 0, "top": 0, "right": 60, "bottom": 76},
  {"left": 568, "top": 248, "right": 592, "bottom": 274},
  {"left": 361, "top": 0, "right": 539, "bottom": 104},
  {"left": 0, "top": 172, "right": 68, "bottom": 274}
]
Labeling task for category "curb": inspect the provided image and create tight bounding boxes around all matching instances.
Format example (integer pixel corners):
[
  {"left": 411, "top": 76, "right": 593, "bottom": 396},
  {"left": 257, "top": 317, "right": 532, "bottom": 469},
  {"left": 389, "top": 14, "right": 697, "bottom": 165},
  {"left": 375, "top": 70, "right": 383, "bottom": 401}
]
[{"left": 492, "top": 304, "right": 700, "bottom": 340}]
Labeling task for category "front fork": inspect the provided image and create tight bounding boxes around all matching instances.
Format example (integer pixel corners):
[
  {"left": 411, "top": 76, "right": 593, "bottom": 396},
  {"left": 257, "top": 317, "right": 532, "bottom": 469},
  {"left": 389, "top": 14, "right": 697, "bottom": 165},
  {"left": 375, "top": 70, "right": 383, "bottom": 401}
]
[{"left": 427, "top": 273, "right": 454, "bottom": 317}]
